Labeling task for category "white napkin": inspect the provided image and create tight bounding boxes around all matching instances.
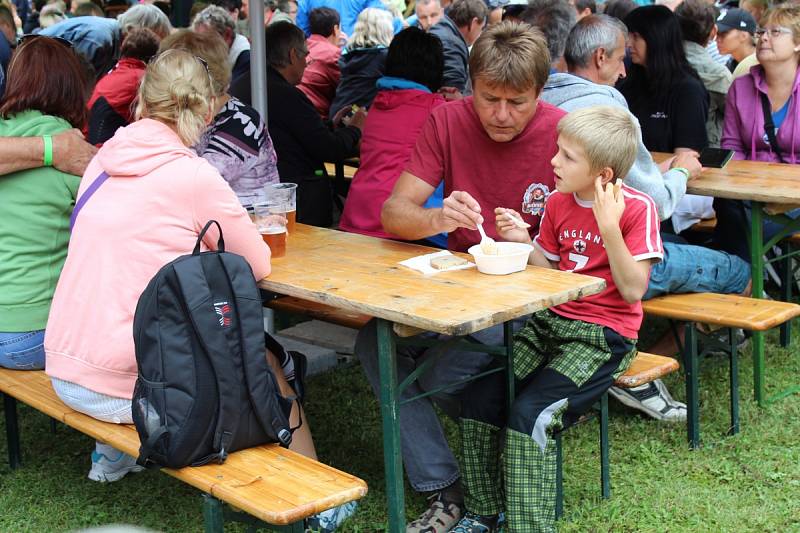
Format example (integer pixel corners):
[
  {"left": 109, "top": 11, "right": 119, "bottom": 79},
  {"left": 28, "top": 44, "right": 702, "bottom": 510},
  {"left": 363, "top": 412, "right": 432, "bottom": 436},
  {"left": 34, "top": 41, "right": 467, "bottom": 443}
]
[{"left": 399, "top": 250, "right": 475, "bottom": 276}]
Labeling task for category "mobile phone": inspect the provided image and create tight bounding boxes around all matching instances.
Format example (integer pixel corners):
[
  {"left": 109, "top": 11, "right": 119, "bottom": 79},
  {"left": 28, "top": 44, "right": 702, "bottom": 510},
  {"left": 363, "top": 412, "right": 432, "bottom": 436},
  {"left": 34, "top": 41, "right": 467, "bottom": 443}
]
[{"left": 698, "top": 147, "right": 734, "bottom": 168}]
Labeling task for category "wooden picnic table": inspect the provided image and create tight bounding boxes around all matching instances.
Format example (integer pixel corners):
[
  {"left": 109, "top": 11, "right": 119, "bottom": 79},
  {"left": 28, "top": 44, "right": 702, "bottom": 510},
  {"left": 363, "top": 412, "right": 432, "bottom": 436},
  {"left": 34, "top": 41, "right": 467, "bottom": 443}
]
[
  {"left": 652, "top": 153, "right": 800, "bottom": 405},
  {"left": 258, "top": 224, "right": 606, "bottom": 532}
]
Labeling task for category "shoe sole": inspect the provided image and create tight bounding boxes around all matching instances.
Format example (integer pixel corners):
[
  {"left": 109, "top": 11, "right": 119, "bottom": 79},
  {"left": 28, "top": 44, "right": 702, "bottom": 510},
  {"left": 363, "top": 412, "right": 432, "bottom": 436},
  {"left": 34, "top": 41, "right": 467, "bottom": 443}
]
[
  {"left": 88, "top": 465, "right": 145, "bottom": 483},
  {"left": 607, "top": 387, "right": 687, "bottom": 423}
]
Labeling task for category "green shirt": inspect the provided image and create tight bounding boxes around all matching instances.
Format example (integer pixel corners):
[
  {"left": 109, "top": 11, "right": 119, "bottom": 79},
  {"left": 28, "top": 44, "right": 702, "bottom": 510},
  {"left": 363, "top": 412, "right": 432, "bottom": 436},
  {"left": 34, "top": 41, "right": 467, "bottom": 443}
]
[{"left": 0, "top": 110, "right": 81, "bottom": 331}]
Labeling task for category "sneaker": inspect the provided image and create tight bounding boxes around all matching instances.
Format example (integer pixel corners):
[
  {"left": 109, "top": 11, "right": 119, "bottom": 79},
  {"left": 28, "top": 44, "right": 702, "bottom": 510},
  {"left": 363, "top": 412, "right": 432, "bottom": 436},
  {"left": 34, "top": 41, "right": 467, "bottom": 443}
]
[
  {"left": 700, "top": 327, "right": 748, "bottom": 356},
  {"left": 608, "top": 379, "right": 687, "bottom": 422},
  {"left": 448, "top": 512, "right": 499, "bottom": 533},
  {"left": 88, "top": 443, "right": 145, "bottom": 483},
  {"left": 407, "top": 492, "right": 463, "bottom": 533},
  {"left": 305, "top": 501, "right": 357, "bottom": 532}
]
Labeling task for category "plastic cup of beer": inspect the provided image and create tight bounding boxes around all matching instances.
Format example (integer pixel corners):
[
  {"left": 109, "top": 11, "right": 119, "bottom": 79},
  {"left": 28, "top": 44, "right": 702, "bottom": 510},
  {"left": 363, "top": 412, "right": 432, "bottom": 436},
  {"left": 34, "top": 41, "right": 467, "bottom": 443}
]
[
  {"left": 266, "top": 183, "right": 297, "bottom": 234},
  {"left": 254, "top": 201, "right": 288, "bottom": 258}
]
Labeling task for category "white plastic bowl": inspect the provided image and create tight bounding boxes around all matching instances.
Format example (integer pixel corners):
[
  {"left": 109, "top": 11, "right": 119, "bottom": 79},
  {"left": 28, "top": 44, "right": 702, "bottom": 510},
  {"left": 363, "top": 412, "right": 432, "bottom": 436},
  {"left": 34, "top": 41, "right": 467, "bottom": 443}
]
[{"left": 468, "top": 242, "right": 533, "bottom": 275}]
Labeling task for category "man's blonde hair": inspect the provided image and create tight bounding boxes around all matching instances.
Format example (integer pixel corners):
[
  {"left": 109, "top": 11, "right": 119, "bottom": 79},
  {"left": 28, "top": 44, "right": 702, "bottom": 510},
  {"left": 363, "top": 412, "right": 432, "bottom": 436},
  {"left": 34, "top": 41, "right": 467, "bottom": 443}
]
[
  {"left": 557, "top": 106, "right": 639, "bottom": 180},
  {"left": 135, "top": 49, "right": 214, "bottom": 147},
  {"left": 468, "top": 21, "right": 550, "bottom": 93}
]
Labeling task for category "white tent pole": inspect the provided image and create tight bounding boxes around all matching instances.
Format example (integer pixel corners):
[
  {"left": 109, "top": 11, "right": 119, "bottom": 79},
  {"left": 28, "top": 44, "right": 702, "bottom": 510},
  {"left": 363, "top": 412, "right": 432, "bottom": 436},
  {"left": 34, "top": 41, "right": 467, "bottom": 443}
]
[{"left": 249, "top": 0, "right": 269, "bottom": 123}]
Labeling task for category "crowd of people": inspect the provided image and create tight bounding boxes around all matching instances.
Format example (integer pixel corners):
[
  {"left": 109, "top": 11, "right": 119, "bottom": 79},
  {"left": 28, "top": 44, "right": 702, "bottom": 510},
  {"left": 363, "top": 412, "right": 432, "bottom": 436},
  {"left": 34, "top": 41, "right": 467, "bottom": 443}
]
[{"left": 1, "top": 0, "right": 799, "bottom": 531}]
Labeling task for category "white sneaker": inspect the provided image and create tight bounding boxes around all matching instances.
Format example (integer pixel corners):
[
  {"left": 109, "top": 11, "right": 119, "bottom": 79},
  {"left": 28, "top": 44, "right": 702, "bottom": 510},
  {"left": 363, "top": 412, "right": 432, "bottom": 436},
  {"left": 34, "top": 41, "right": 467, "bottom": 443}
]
[
  {"left": 88, "top": 443, "right": 145, "bottom": 483},
  {"left": 609, "top": 379, "right": 687, "bottom": 422}
]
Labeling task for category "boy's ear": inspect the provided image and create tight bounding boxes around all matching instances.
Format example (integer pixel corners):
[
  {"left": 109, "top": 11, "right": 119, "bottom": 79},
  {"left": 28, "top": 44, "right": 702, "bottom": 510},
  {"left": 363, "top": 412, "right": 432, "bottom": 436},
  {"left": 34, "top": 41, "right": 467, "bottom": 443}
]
[{"left": 598, "top": 166, "right": 616, "bottom": 185}]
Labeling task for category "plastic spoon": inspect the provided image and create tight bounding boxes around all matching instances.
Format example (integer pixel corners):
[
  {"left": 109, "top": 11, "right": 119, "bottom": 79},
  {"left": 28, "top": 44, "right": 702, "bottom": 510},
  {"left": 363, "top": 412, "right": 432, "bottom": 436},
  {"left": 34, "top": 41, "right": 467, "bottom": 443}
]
[
  {"left": 505, "top": 211, "right": 531, "bottom": 229},
  {"left": 476, "top": 223, "right": 498, "bottom": 255}
]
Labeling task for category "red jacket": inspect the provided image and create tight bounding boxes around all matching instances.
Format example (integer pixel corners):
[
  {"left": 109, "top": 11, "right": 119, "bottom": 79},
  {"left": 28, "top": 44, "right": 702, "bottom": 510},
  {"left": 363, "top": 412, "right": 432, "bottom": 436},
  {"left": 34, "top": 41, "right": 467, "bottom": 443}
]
[
  {"left": 339, "top": 88, "right": 446, "bottom": 239},
  {"left": 86, "top": 58, "right": 146, "bottom": 145},
  {"left": 298, "top": 35, "right": 341, "bottom": 119}
]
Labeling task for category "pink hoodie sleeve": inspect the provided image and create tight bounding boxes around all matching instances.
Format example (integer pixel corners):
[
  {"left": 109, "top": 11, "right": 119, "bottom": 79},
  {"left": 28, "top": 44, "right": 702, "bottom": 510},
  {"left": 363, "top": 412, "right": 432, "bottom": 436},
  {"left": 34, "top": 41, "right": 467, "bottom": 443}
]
[
  {"left": 721, "top": 79, "right": 746, "bottom": 160},
  {"left": 192, "top": 162, "right": 272, "bottom": 280}
]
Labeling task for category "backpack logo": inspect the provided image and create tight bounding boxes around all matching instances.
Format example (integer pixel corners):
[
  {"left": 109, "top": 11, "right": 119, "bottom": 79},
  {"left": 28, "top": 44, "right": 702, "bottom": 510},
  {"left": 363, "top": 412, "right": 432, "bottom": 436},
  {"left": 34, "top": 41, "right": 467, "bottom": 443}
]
[{"left": 214, "top": 301, "right": 232, "bottom": 327}]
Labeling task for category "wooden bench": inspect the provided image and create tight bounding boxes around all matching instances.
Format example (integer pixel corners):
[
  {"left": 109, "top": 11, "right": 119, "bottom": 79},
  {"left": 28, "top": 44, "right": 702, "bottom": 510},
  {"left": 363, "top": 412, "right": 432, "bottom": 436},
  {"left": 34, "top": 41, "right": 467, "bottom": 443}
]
[
  {"left": 555, "top": 351, "right": 679, "bottom": 519},
  {"left": 267, "top": 296, "right": 372, "bottom": 330},
  {"left": 643, "top": 293, "right": 800, "bottom": 448},
  {"left": 0, "top": 369, "right": 367, "bottom": 532}
]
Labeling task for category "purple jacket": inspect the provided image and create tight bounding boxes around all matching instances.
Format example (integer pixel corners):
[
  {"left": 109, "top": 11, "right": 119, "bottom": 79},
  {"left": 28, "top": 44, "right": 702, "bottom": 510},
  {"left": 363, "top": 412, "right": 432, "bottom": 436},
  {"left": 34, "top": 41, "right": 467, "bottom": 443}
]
[{"left": 721, "top": 65, "right": 800, "bottom": 164}]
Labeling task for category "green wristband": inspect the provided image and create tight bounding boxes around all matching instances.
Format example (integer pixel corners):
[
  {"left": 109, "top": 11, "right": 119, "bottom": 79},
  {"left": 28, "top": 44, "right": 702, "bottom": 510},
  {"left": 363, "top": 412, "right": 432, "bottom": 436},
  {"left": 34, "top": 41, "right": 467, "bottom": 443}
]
[
  {"left": 671, "top": 166, "right": 690, "bottom": 179},
  {"left": 42, "top": 135, "right": 53, "bottom": 167}
]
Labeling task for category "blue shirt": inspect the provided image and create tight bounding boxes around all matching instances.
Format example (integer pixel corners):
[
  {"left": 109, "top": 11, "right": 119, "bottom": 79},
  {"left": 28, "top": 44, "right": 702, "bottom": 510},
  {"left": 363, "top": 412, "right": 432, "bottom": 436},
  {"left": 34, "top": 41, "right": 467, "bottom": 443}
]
[
  {"left": 297, "top": 0, "right": 402, "bottom": 37},
  {"left": 773, "top": 97, "right": 792, "bottom": 131}
]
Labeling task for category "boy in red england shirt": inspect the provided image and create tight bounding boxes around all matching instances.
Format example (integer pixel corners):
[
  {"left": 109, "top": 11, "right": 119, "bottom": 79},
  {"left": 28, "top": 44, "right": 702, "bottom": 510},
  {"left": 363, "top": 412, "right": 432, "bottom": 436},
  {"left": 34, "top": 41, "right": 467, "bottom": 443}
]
[{"left": 450, "top": 106, "right": 663, "bottom": 533}]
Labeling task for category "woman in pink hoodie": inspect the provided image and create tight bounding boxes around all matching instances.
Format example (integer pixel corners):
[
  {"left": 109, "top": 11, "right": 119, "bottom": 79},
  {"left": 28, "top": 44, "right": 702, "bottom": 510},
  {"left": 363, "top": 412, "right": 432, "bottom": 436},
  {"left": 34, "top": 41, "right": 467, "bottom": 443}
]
[
  {"left": 339, "top": 27, "right": 449, "bottom": 246},
  {"left": 44, "top": 50, "right": 321, "bottom": 484}
]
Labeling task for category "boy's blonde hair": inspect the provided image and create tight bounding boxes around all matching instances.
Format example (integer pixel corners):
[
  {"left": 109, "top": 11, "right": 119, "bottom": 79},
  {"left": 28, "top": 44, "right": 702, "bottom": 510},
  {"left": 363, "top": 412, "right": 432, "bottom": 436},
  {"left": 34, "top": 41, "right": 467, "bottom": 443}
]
[
  {"left": 135, "top": 49, "right": 214, "bottom": 147},
  {"left": 347, "top": 8, "right": 394, "bottom": 49},
  {"left": 557, "top": 106, "right": 639, "bottom": 181}
]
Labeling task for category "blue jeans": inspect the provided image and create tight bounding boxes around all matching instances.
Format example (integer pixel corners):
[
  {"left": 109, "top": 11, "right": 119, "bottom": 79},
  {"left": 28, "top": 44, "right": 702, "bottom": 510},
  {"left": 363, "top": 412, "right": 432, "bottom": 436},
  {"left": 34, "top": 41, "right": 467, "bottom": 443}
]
[
  {"left": 644, "top": 241, "right": 750, "bottom": 300},
  {"left": 355, "top": 319, "right": 518, "bottom": 492},
  {"left": 0, "top": 330, "right": 46, "bottom": 370}
]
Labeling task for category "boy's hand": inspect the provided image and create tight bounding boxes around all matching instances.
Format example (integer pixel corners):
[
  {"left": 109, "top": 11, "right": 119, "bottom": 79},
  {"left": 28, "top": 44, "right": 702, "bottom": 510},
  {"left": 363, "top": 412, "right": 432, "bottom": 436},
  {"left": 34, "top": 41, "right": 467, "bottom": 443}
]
[
  {"left": 592, "top": 177, "right": 625, "bottom": 235},
  {"left": 494, "top": 207, "right": 531, "bottom": 243}
]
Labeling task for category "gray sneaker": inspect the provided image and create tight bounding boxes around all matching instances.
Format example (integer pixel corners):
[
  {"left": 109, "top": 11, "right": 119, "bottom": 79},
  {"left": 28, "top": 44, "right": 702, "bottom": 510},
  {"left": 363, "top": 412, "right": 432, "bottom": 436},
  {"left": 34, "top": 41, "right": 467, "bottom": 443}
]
[
  {"left": 407, "top": 493, "right": 463, "bottom": 533},
  {"left": 608, "top": 379, "right": 687, "bottom": 422}
]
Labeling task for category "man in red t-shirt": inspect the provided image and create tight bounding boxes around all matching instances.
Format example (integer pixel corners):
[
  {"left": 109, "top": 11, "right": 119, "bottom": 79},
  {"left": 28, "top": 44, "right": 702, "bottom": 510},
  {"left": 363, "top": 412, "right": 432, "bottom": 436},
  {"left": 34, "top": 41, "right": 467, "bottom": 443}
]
[
  {"left": 381, "top": 27, "right": 564, "bottom": 252},
  {"left": 456, "top": 106, "right": 662, "bottom": 532},
  {"left": 355, "top": 23, "right": 561, "bottom": 532}
]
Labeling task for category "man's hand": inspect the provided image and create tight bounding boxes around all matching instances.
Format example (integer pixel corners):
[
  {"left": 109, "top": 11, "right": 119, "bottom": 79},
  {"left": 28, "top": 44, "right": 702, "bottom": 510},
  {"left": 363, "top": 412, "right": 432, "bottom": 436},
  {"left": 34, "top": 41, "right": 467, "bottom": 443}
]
[
  {"left": 438, "top": 190, "right": 482, "bottom": 233},
  {"left": 592, "top": 178, "right": 625, "bottom": 235},
  {"left": 494, "top": 207, "right": 531, "bottom": 244},
  {"left": 52, "top": 129, "right": 97, "bottom": 177},
  {"left": 670, "top": 150, "right": 702, "bottom": 179},
  {"left": 348, "top": 108, "right": 368, "bottom": 130}
]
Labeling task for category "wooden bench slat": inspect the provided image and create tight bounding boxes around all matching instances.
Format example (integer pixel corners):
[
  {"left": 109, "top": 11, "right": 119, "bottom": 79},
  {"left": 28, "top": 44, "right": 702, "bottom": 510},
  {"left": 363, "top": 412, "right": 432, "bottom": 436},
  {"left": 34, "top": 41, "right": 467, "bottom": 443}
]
[
  {"left": 642, "top": 293, "right": 800, "bottom": 331},
  {"left": 0, "top": 369, "right": 367, "bottom": 525},
  {"left": 614, "top": 352, "right": 679, "bottom": 388},
  {"left": 268, "top": 296, "right": 373, "bottom": 330}
]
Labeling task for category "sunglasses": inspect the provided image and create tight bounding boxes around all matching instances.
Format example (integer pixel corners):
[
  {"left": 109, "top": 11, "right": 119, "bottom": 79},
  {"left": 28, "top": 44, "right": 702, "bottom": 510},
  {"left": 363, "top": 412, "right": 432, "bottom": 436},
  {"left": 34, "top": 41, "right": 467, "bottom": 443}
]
[{"left": 15, "top": 33, "right": 73, "bottom": 49}]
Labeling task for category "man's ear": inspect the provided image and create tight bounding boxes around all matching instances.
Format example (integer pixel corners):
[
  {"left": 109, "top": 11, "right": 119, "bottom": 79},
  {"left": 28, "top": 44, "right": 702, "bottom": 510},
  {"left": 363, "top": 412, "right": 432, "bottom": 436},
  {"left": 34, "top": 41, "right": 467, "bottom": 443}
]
[{"left": 594, "top": 47, "right": 606, "bottom": 69}]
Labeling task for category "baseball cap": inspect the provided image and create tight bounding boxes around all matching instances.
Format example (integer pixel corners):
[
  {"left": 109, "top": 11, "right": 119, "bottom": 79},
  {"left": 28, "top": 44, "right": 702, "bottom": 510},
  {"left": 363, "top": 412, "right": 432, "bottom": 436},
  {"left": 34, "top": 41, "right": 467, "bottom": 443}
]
[{"left": 716, "top": 8, "right": 757, "bottom": 34}]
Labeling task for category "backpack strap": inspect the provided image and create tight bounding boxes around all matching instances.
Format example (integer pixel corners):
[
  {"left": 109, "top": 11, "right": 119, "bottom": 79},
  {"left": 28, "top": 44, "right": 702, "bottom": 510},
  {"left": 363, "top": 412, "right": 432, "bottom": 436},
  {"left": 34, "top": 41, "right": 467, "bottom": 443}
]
[
  {"left": 173, "top": 256, "right": 242, "bottom": 462},
  {"left": 760, "top": 92, "right": 787, "bottom": 164},
  {"left": 70, "top": 171, "right": 110, "bottom": 232}
]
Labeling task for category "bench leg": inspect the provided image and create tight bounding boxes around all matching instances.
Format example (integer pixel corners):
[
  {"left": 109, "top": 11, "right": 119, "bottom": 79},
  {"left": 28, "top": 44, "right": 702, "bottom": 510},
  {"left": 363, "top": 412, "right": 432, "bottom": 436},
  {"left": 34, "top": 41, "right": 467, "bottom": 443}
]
[
  {"left": 728, "top": 329, "right": 740, "bottom": 436},
  {"left": 599, "top": 392, "right": 610, "bottom": 500},
  {"left": 683, "top": 323, "right": 701, "bottom": 449},
  {"left": 4, "top": 393, "right": 21, "bottom": 469},
  {"left": 555, "top": 432, "right": 563, "bottom": 520},
  {"left": 203, "top": 494, "right": 225, "bottom": 533}
]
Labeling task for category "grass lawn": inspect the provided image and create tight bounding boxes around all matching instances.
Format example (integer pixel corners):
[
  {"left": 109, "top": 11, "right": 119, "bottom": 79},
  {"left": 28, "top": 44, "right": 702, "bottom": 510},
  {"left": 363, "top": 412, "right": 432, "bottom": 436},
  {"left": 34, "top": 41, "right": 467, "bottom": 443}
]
[{"left": 1, "top": 322, "right": 799, "bottom": 532}]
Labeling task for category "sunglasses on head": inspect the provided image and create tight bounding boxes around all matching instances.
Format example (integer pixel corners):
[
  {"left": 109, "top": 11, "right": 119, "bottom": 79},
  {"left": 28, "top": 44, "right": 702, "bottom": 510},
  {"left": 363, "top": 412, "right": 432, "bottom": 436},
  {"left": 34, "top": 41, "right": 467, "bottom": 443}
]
[{"left": 15, "top": 33, "right": 73, "bottom": 49}]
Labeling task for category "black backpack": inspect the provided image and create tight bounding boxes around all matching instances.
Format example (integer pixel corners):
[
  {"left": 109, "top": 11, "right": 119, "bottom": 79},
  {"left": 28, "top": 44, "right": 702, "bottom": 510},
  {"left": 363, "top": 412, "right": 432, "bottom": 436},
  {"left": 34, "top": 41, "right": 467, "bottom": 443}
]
[{"left": 132, "top": 220, "right": 294, "bottom": 469}]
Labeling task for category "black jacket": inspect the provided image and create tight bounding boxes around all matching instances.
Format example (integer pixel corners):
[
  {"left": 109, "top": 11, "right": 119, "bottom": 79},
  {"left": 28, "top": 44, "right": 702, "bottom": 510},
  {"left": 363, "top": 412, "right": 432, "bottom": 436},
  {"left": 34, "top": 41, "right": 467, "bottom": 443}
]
[
  {"left": 230, "top": 67, "right": 361, "bottom": 227},
  {"left": 329, "top": 46, "right": 388, "bottom": 118},
  {"left": 429, "top": 15, "right": 469, "bottom": 94}
]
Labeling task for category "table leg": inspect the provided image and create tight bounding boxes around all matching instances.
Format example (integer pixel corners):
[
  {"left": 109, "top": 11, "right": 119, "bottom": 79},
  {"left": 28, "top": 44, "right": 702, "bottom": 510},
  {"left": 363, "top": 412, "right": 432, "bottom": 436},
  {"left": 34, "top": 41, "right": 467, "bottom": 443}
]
[
  {"left": 750, "top": 203, "right": 766, "bottom": 406},
  {"left": 376, "top": 318, "right": 405, "bottom": 533}
]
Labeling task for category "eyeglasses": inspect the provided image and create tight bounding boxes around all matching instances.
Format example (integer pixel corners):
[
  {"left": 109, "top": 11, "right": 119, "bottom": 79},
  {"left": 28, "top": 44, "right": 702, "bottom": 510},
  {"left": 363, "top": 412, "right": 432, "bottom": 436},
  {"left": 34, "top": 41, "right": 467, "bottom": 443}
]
[
  {"left": 755, "top": 27, "right": 793, "bottom": 39},
  {"left": 16, "top": 34, "right": 73, "bottom": 49}
]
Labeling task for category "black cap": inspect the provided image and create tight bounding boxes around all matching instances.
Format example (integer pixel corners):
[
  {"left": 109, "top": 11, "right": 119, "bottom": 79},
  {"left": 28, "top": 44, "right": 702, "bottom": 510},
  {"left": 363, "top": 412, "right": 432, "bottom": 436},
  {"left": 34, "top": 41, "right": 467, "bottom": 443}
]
[{"left": 716, "top": 8, "right": 757, "bottom": 34}]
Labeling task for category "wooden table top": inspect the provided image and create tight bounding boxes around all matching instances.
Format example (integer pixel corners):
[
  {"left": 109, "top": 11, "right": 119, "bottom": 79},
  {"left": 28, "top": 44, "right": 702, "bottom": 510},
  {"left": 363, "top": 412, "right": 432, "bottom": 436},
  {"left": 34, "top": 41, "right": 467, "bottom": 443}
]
[
  {"left": 651, "top": 152, "right": 800, "bottom": 204},
  {"left": 258, "top": 225, "right": 606, "bottom": 336}
]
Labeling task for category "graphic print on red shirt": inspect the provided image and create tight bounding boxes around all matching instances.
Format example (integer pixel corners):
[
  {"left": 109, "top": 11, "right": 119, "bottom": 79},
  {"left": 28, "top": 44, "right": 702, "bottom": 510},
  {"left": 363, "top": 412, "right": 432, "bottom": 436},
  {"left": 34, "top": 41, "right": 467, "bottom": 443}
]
[
  {"left": 533, "top": 185, "right": 664, "bottom": 339},
  {"left": 406, "top": 97, "right": 565, "bottom": 252}
]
